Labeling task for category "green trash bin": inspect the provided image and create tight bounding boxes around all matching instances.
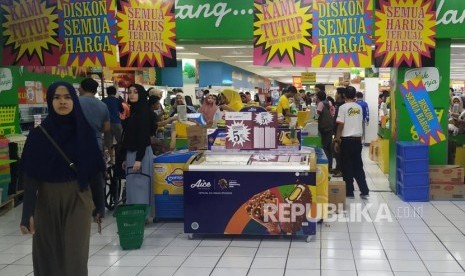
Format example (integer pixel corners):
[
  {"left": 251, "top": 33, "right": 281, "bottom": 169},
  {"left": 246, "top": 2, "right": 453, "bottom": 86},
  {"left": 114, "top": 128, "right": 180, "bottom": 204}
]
[{"left": 113, "top": 204, "right": 149, "bottom": 250}]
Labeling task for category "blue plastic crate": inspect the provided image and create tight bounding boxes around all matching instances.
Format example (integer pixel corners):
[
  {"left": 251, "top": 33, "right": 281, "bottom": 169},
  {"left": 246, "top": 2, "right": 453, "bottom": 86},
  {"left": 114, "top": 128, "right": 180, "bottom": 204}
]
[
  {"left": 396, "top": 141, "right": 429, "bottom": 160},
  {"left": 396, "top": 157, "right": 429, "bottom": 173},
  {"left": 154, "top": 194, "right": 184, "bottom": 220},
  {"left": 397, "top": 181, "right": 429, "bottom": 202},
  {"left": 397, "top": 169, "right": 429, "bottom": 187}
]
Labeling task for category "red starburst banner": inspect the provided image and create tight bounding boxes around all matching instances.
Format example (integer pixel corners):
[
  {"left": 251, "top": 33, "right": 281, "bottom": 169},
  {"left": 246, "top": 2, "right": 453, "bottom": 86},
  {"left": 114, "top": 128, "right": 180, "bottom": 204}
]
[
  {"left": 117, "top": 0, "right": 176, "bottom": 67},
  {"left": 1, "top": 0, "right": 61, "bottom": 66},
  {"left": 374, "top": 0, "right": 436, "bottom": 68},
  {"left": 253, "top": 0, "right": 313, "bottom": 67}
]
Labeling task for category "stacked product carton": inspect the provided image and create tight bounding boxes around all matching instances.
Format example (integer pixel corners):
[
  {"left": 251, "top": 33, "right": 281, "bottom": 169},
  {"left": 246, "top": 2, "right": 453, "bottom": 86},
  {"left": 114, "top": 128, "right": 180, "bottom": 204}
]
[{"left": 430, "top": 165, "right": 465, "bottom": 200}]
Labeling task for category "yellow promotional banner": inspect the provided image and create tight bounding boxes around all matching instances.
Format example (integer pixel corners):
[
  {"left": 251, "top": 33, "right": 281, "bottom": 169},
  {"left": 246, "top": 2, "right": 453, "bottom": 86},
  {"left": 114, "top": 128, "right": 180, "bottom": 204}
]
[
  {"left": 117, "top": 0, "right": 177, "bottom": 67},
  {"left": 1, "top": 0, "right": 60, "bottom": 66},
  {"left": 312, "top": 0, "right": 373, "bottom": 68},
  {"left": 301, "top": 72, "right": 316, "bottom": 84},
  {"left": 253, "top": 0, "right": 313, "bottom": 67},
  {"left": 374, "top": 0, "right": 436, "bottom": 68},
  {"left": 58, "top": 0, "right": 118, "bottom": 67}
]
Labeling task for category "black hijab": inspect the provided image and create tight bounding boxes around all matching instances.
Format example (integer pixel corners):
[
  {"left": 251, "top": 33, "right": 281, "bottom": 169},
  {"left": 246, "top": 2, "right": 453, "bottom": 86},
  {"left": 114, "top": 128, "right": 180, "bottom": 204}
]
[
  {"left": 127, "top": 84, "right": 149, "bottom": 113},
  {"left": 20, "top": 81, "right": 105, "bottom": 189}
]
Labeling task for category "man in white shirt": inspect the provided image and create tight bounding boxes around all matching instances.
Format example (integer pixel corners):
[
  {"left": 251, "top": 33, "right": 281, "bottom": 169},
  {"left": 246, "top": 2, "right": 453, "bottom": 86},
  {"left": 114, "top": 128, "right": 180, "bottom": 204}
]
[{"left": 334, "top": 86, "right": 369, "bottom": 199}]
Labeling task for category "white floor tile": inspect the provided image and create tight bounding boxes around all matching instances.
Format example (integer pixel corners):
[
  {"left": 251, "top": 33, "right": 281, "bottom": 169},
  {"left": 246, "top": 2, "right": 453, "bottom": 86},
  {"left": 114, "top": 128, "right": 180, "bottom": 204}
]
[
  {"left": 424, "top": 261, "right": 464, "bottom": 273},
  {"left": 259, "top": 240, "right": 291, "bottom": 248},
  {"left": 88, "top": 255, "right": 121, "bottom": 266},
  {"left": 321, "top": 270, "right": 357, "bottom": 276},
  {"left": 247, "top": 268, "right": 284, "bottom": 276},
  {"left": 355, "top": 259, "right": 391, "bottom": 271},
  {"left": 321, "top": 259, "right": 356, "bottom": 270},
  {"left": 251, "top": 257, "right": 286, "bottom": 269},
  {"left": 389, "top": 260, "right": 428, "bottom": 272},
  {"left": 216, "top": 256, "right": 253, "bottom": 268},
  {"left": 0, "top": 265, "right": 33, "bottom": 276},
  {"left": 148, "top": 255, "right": 187, "bottom": 267},
  {"left": 173, "top": 267, "right": 213, "bottom": 276},
  {"left": 101, "top": 266, "right": 143, "bottom": 276},
  {"left": 357, "top": 271, "right": 393, "bottom": 276},
  {"left": 190, "top": 246, "right": 225, "bottom": 257},
  {"left": 288, "top": 247, "right": 320, "bottom": 258},
  {"left": 320, "top": 249, "right": 354, "bottom": 259},
  {"left": 210, "top": 267, "right": 249, "bottom": 276},
  {"left": 229, "top": 240, "right": 261, "bottom": 248},
  {"left": 255, "top": 247, "right": 288, "bottom": 257},
  {"left": 88, "top": 266, "right": 109, "bottom": 276},
  {"left": 182, "top": 256, "right": 220, "bottom": 268},
  {"left": 113, "top": 255, "right": 154, "bottom": 266},
  {"left": 223, "top": 247, "right": 257, "bottom": 257},
  {"left": 286, "top": 257, "right": 320, "bottom": 269},
  {"left": 285, "top": 269, "right": 321, "bottom": 276},
  {"left": 418, "top": 250, "right": 455, "bottom": 261},
  {"left": 159, "top": 246, "right": 196, "bottom": 256},
  {"left": 321, "top": 240, "right": 352, "bottom": 249},
  {"left": 353, "top": 249, "right": 386, "bottom": 260},
  {"left": 0, "top": 253, "right": 27, "bottom": 265},
  {"left": 137, "top": 266, "right": 177, "bottom": 276},
  {"left": 199, "top": 239, "right": 231, "bottom": 247},
  {"left": 13, "top": 254, "right": 32, "bottom": 265}
]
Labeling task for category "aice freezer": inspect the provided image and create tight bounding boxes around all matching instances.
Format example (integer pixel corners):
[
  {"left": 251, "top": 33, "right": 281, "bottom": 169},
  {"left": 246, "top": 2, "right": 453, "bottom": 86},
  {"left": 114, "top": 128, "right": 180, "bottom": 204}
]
[{"left": 184, "top": 150, "right": 317, "bottom": 241}]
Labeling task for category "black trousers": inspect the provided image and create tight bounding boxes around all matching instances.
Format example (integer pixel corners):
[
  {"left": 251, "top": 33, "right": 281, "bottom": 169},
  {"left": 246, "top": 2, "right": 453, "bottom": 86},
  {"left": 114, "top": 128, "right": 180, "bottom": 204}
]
[
  {"left": 320, "top": 131, "right": 333, "bottom": 169},
  {"left": 341, "top": 138, "right": 369, "bottom": 196}
]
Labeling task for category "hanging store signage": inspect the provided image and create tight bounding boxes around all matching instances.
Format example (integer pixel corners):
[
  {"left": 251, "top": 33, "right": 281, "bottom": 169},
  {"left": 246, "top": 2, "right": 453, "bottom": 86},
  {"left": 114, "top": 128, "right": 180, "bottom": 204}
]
[
  {"left": 58, "top": 0, "right": 118, "bottom": 67},
  {"left": 436, "top": 0, "right": 465, "bottom": 39},
  {"left": 404, "top": 67, "right": 440, "bottom": 92},
  {"left": 312, "top": 0, "right": 373, "bottom": 68},
  {"left": 374, "top": 0, "right": 436, "bottom": 68},
  {"left": 1, "top": 0, "right": 60, "bottom": 66},
  {"left": 400, "top": 76, "right": 445, "bottom": 146},
  {"left": 253, "top": 0, "right": 312, "bottom": 67},
  {"left": 117, "top": 0, "right": 177, "bottom": 67},
  {"left": 301, "top": 72, "right": 316, "bottom": 84}
]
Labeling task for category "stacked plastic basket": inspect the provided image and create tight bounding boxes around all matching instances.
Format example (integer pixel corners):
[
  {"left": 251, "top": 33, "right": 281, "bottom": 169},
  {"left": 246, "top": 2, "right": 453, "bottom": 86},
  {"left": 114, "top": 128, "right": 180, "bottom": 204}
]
[
  {"left": 0, "top": 138, "right": 11, "bottom": 202},
  {"left": 396, "top": 141, "right": 429, "bottom": 202}
]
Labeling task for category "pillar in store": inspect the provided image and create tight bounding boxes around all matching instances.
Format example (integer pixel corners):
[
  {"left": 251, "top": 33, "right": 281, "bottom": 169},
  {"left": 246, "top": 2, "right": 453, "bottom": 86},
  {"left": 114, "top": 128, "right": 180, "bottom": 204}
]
[{"left": 388, "top": 40, "right": 451, "bottom": 191}]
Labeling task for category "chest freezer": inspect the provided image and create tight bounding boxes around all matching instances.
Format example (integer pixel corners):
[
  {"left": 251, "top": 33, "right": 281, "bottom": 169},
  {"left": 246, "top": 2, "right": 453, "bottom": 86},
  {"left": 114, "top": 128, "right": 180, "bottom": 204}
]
[{"left": 184, "top": 150, "right": 317, "bottom": 240}]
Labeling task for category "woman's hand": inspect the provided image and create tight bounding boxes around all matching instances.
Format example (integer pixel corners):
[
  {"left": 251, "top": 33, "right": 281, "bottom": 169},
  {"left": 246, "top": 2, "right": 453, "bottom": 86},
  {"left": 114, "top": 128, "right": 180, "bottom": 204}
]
[
  {"left": 20, "top": 217, "right": 35, "bottom": 235},
  {"left": 132, "top": 161, "right": 141, "bottom": 172}
]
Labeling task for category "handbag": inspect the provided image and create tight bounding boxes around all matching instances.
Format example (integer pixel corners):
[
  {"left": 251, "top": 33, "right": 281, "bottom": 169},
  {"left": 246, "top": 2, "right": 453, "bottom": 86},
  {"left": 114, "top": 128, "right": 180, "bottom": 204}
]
[{"left": 38, "top": 125, "right": 77, "bottom": 172}]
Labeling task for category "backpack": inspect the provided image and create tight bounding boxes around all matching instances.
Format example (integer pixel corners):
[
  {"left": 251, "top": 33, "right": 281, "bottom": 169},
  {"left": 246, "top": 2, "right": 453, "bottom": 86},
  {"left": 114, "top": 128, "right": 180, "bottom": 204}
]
[{"left": 318, "top": 100, "right": 334, "bottom": 133}]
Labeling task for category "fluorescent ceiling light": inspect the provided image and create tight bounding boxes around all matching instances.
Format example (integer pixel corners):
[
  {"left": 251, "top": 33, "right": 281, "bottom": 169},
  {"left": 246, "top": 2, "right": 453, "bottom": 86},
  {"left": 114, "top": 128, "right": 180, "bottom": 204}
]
[
  {"left": 236, "top": 61, "right": 253, "bottom": 63},
  {"left": 451, "top": 45, "right": 465, "bottom": 48},
  {"left": 201, "top": 46, "right": 253, "bottom": 49},
  {"left": 175, "top": 46, "right": 185, "bottom": 50},
  {"left": 177, "top": 52, "right": 199, "bottom": 55},
  {"left": 222, "top": 55, "right": 253, "bottom": 58}
]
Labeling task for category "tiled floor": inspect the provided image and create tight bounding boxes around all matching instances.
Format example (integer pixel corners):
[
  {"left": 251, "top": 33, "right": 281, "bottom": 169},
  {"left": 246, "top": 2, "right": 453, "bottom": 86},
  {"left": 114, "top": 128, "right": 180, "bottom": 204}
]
[{"left": 2, "top": 149, "right": 465, "bottom": 275}]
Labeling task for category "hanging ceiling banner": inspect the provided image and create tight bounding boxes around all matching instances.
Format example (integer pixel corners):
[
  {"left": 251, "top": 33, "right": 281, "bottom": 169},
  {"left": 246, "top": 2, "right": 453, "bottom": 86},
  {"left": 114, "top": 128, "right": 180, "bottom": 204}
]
[
  {"left": 57, "top": 0, "right": 118, "bottom": 67},
  {"left": 117, "top": 0, "right": 177, "bottom": 67},
  {"left": 253, "top": 0, "right": 312, "bottom": 67},
  {"left": 374, "top": 0, "right": 436, "bottom": 68},
  {"left": 311, "top": 0, "right": 373, "bottom": 68},
  {"left": 1, "top": 0, "right": 61, "bottom": 66}
]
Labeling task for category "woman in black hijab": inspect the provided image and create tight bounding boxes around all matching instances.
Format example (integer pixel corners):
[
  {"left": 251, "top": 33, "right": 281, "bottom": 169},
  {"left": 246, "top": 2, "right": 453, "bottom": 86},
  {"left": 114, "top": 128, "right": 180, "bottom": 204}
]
[
  {"left": 121, "top": 84, "right": 154, "bottom": 211},
  {"left": 20, "top": 81, "right": 105, "bottom": 276}
]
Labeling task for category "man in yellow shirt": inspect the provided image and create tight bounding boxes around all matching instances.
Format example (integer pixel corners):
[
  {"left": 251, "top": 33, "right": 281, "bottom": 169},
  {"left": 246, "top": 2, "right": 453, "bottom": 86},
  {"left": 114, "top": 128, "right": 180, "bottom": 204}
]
[{"left": 277, "top": 86, "right": 297, "bottom": 118}]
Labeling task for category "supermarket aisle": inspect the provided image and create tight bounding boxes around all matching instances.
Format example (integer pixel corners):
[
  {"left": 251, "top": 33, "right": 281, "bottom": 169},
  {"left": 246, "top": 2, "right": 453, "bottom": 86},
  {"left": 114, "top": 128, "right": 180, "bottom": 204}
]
[{"left": 1, "top": 152, "right": 465, "bottom": 275}]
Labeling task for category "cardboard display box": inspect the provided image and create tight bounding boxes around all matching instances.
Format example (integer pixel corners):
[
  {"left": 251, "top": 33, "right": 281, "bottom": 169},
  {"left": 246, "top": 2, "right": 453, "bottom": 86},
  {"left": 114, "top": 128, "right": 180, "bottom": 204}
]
[
  {"left": 369, "top": 140, "right": 379, "bottom": 162},
  {"left": 430, "top": 183, "right": 464, "bottom": 200},
  {"left": 328, "top": 181, "right": 346, "bottom": 212},
  {"left": 429, "top": 165, "right": 464, "bottom": 184}
]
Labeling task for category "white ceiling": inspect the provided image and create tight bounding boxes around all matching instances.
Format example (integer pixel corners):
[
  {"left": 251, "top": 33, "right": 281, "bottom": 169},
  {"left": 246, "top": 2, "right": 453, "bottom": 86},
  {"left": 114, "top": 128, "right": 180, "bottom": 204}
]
[{"left": 177, "top": 44, "right": 465, "bottom": 84}]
